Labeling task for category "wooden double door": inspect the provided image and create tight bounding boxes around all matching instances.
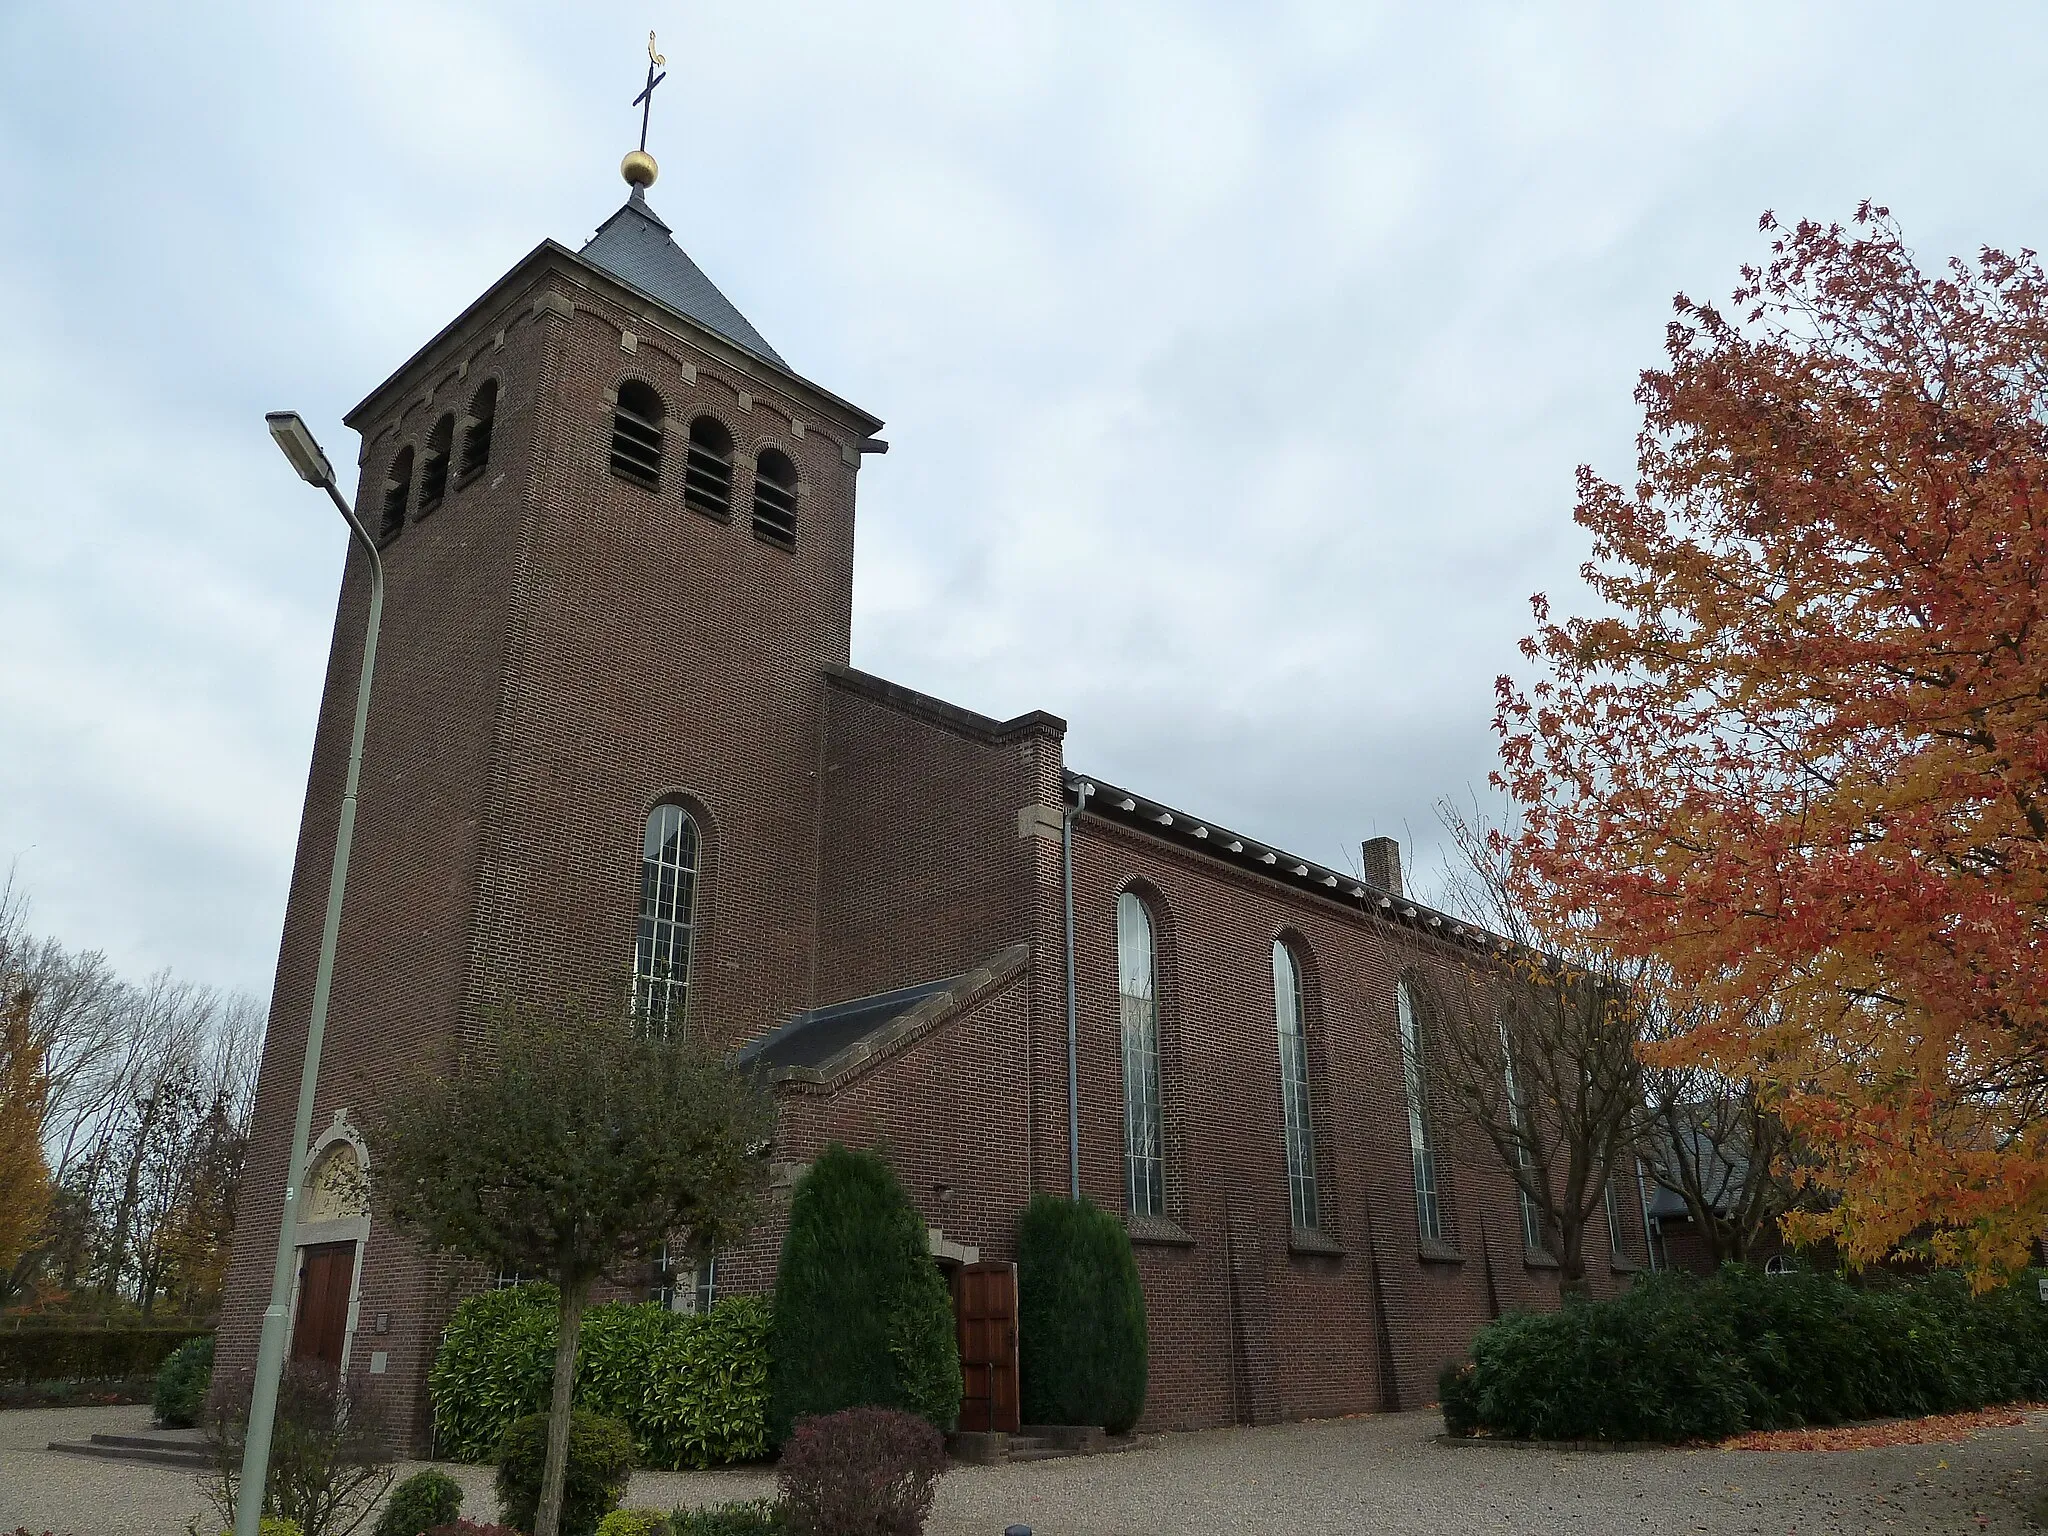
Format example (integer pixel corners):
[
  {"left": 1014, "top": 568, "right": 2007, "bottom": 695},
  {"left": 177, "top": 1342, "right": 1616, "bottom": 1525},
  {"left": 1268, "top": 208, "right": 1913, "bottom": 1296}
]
[
  {"left": 952, "top": 1260, "right": 1019, "bottom": 1433},
  {"left": 289, "top": 1241, "right": 356, "bottom": 1374}
]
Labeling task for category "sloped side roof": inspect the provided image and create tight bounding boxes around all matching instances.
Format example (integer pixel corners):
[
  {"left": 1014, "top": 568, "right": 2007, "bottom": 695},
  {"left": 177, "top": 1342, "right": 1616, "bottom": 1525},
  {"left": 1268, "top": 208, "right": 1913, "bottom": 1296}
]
[{"left": 578, "top": 189, "right": 786, "bottom": 367}]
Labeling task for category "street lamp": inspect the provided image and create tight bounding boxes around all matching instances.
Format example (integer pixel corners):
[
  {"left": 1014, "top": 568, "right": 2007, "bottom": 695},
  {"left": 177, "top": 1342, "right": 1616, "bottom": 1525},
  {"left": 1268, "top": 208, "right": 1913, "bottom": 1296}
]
[{"left": 236, "top": 412, "right": 385, "bottom": 1536}]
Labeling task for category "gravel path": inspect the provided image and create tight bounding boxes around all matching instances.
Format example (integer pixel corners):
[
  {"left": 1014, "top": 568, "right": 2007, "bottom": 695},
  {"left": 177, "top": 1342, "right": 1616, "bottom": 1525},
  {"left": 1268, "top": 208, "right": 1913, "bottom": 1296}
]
[{"left": 4, "top": 1404, "right": 2043, "bottom": 1535}]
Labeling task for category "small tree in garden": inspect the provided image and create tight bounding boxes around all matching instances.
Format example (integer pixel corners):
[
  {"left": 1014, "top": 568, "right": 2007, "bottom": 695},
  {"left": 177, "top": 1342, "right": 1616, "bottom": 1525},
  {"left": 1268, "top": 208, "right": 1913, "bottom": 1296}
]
[
  {"left": 367, "top": 1006, "right": 773, "bottom": 1536},
  {"left": 769, "top": 1145, "right": 961, "bottom": 1439},
  {"left": 1402, "top": 807, "right": 1644, "bottom": 1295},
  {"left": 1015, "top": 1194, "right": 1148, "bottom": 1433}
]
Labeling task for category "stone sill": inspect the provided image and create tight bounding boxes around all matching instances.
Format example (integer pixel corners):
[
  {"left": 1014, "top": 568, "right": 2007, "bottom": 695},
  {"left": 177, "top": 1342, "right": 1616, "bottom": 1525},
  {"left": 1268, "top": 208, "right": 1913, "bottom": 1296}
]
[
  {"left": 1126, "top": 1215, "right": 1195, "bottom": 1248},
  {"left": 1609, "top": 1254, "right": 1641, "bottom": 1274},
  {"left": 1524, "top": 1248, "right": 1560, "bottom": 1270},
  {"left": 1288, "top": 1227, "right": 1345, "bottom": 1258},
  {"left": 1418, "top": 1240, "right": 1466, "bottom": 1265}
]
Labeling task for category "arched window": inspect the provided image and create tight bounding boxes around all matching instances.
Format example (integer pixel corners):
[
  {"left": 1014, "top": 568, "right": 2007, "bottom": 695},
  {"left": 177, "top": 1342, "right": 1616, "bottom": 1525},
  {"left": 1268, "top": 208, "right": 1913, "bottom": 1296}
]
[
  {"left": 460, "top": 379, "right": 497, "bottom": 479},
  {"left": 419, "top": 414, "right": 454, "bottom": 514},
  {"left": 1499, "top": 1013, "right": 1546, "bottom": 1254},
  {"left": 611, "top": 380, "right": 664, "bottom": 489},
  {"left": 634, "top": 803, "right": 699, "bottom": 1035},
  {"left": 684, "top": 416, "right": 734, "bottom": 519},
  {"left": 1273, "top": 940, "right": 1319, "bottom": 1231},
  {"left": 380, "top": 446, "right": 414, "bottom": 540},
  {"left": 1117, "top": 890, "right": 1164, "bottom": 1218},
  {"left": 1397, "top": 980, "right": 1444, "bottom": 1244},
  {"left": 752, "top": 446, "right": 798, "bottom": 547}
]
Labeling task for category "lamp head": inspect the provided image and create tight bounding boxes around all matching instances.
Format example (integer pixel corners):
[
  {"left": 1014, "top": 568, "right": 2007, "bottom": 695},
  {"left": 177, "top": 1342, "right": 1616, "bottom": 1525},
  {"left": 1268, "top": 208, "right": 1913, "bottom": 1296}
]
[{"left": 266, "top": 411, "right": 336, "bottom": 488}]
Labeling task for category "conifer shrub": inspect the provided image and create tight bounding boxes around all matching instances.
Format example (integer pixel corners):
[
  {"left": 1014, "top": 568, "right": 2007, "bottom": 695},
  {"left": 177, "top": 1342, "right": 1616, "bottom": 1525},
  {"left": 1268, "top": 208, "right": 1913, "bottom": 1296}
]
[
  {"left": 374, "top": 1469, "right": 464, "bottom": 1536},
  {"left": 494, "top": 1409, "right": 634, "bottom": 1536},
  {"left": 776, "top": 1407, "right": 947, "bottom": 1536},
  {"left": 768, "top": 1146, "right": 962, "bottom": 1439},
  {"left": 1015, "top": 1194, "right": 1149, "bottom": 1433},
  {"left": 153, "top": 1333, "right": 214, "bottom": 1427},
  {"left": 1442, "top": 1266, "right": 2048, "bottom": 1442}
]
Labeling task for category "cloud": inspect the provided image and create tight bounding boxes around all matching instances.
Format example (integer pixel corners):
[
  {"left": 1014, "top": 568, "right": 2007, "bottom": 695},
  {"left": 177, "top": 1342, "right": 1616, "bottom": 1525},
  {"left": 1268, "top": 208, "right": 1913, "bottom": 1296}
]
[{"left": 2, "top": 0, "right": 2045, "bottom": 995}]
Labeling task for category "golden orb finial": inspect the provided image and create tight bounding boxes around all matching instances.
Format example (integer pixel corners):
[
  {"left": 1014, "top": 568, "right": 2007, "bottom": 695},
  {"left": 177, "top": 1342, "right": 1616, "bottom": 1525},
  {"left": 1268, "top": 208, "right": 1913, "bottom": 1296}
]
[{"left": 621, "top": 150, "right": 658, "bottom": 189}]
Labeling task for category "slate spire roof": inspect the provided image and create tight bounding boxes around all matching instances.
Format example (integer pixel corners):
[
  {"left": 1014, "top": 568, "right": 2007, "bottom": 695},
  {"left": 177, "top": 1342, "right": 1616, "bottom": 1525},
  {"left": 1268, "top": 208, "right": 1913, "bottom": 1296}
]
[{"left": 578, "top": 187, "right": 786, "bottom": 368}]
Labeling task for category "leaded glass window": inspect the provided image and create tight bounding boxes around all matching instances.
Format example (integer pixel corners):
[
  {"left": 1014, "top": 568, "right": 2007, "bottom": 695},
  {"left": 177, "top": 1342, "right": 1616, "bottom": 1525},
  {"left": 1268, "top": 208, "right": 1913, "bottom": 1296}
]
[
  {"left": 1397, "top": 980, "right": 1444, "bottom": 1244},
  {"left": 1273, "top": 940, "right": 1319, "bottom": 1231},
  {"left": 1117, "top": 891, "right": 1164, "bottom": 1218},
  {"left": 1499, "top": 1015, "right": 1546, "bottom": 1254},
  {"left": 635, "top": 804, "right": 699, "bottom": 1035}
]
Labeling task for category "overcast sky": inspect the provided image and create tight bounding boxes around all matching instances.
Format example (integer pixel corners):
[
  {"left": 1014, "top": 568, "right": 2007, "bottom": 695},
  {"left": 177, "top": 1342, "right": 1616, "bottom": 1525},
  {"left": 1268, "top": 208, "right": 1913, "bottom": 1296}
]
[{"left": 3, "top": 2, "right": 2042, "bottom": 1002}]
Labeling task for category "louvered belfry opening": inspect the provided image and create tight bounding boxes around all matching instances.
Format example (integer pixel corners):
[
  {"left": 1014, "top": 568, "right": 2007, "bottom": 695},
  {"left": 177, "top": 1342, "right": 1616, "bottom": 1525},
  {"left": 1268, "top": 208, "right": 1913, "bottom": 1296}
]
[
  {"left": 380, "top": 446, "right": 414, "bottom": 540},
  {"left": 683, "top": 415, "right": 734, "bottom": 519},
  {"left": 610, "top": 380, "right": 665, "bottom": 489},
  {"left": 753, "top": 446, "right": 798, "bottom": 547},
  {"left": 460, "top": 379, "right": 497, "bottom": 480},
  {"left": 418, "top": 414, "right": 454, "bottom": 514}
]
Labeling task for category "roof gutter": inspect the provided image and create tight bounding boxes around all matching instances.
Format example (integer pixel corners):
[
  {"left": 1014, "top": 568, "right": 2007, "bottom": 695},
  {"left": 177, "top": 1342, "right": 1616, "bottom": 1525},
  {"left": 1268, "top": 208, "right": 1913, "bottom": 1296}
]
[{"left": 1061, "top": 778, "right": 1094, "bottom": 1202}]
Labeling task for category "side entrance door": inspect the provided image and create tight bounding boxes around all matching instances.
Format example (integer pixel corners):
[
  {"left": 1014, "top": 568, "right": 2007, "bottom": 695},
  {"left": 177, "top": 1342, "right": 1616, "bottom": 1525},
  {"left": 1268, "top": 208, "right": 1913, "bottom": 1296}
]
[
  {"left": 953, "top": 1260, "right": 1019, "bottom": 1432},
  {"left": 289, "top": 1241, "right": 356, "bottom": 1375}
]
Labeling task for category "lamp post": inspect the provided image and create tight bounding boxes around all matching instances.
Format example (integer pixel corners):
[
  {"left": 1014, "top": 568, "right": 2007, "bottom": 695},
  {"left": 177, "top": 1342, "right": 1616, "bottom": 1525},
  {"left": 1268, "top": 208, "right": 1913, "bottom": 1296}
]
[{"left": 236, "top": 412, "right": 385, "bottom": 1536}]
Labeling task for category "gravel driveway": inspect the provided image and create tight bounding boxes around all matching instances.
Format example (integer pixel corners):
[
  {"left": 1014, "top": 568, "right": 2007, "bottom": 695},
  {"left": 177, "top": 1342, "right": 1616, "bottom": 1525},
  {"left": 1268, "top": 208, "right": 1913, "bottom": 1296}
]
[{"left": 4, "top": 1403, "right": 2043, "bottom": 1535}]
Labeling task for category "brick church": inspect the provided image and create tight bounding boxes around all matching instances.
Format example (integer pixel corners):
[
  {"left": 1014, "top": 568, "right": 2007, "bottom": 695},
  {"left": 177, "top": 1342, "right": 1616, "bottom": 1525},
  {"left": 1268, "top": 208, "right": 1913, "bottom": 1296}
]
[{"left": 217, "top": 144, "right": 1650, "bottom": 1449}]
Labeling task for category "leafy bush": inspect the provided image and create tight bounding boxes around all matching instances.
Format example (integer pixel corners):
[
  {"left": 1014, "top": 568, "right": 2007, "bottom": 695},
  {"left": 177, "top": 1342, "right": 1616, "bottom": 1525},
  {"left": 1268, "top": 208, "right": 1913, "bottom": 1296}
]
[
  {"left": 153, "top": 1333, "right": 213, "bottom": 1427},
  {"left": 430, "top": 1282, "right": 559, "bottom": 1460},
  {"left": 0, "top": 1323, "right": 207, "bottom": 1383},
  {"left": 769, "top": 1146, "right": 962, "bottom": 1439},
  {"left": 374, "top": 1469, "right": 464, "bottom": 1536},
  {"left": 1443, "top": 1266, "right": 2048, "bottom": 1442},
  {"left": 777, "top": 1407, "right": 947, "bottom": 1536},
  {"left": 668, "top": 1502, "right": 785, "bottom": 1536},
  {"left": 207, "top": 1522, "right": 303, "bottom": 1536},
  {"left": 424, "top": 1525, "right": 521, "bottom": 1536},
  {"left": 495, "top": 1409, "right": 635, "bottom": 1536},
  {"left": 1015, "top": 1195, "right": 1149, "bottom": 1433},
  {"left": 594, "top": 1511, "right": 672, "bottom": 1536},
  {"left": 200, "top": 1364, "right": 396, "bottom": 1536},
  {"left": 641, "top": 1297, "right": 773, "bottom": 1467},
  {"left": 430, "top": 1286, "right": 772, "bottom": 1469}
]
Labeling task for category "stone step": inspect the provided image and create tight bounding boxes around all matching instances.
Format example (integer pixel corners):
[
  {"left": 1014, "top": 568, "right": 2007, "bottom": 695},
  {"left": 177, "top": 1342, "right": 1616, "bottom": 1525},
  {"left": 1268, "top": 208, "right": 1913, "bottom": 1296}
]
[
  {"left": 91, "top": 1430, "right": 208, "bottom": 1451},
  {"left": 47, "top": 1436, "right": 212, "bottom": 1470}
]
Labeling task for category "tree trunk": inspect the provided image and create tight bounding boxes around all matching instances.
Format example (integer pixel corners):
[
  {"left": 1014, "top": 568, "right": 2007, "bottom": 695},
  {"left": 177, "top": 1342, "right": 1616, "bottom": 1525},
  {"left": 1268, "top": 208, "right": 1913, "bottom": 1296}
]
[
  {"left": 1556, "top": 1215, "right": 1589, "bottom": 1297},
  {"left": 537, "top": 1276, "right": 590, "bottom": 1536}
]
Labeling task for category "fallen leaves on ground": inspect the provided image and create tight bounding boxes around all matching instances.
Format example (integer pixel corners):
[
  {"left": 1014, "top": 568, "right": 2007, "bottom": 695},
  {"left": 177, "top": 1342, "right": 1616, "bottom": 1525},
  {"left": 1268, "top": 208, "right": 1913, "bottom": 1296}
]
[{"left": 1719, "top": 1405, "right": 2047, "bottom": 1453}]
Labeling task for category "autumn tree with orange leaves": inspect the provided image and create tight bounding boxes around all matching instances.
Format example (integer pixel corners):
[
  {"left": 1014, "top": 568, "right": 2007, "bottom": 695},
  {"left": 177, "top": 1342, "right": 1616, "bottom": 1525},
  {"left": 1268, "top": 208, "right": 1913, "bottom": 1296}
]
[{"left": 1497, "top": 205, "right": 2048, "bottom": 1282}]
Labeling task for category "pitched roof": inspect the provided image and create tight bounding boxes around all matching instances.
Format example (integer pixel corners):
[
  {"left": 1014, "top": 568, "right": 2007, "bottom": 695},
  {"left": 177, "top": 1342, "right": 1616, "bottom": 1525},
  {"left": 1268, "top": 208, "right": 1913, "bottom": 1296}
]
[{"left": 578, "top": 188, "right": 786, "bottom": 367}]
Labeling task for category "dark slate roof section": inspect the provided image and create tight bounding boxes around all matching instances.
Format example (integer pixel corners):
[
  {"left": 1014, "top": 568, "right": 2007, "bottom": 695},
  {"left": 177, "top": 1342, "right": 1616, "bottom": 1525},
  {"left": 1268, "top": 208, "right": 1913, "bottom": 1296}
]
[
  {"left": 738, "top": 944, "right": 1032, "bottom": 1090},
  {"left": 739, "top": 976, "right": 957, "bottom": 1074},
  {"left": 1068, "top": 769, "right": 1505, "bottom": 955},
  {"left": 578, "top": 189, "right": 787, "bottom": 367}
]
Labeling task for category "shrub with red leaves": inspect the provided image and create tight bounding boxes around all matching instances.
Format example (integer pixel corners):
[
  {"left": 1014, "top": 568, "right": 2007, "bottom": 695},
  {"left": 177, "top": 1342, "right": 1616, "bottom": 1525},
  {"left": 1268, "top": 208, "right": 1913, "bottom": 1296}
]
[{"left": 776, "top": 1406, "right": 947, "bottom": 1536}]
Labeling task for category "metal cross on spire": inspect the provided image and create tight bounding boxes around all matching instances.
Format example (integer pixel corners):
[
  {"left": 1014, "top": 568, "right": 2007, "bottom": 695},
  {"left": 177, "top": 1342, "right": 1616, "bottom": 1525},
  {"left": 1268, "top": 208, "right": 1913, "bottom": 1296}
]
[{"left": 634, "top": 31, "right": 667, "bottom": 153}]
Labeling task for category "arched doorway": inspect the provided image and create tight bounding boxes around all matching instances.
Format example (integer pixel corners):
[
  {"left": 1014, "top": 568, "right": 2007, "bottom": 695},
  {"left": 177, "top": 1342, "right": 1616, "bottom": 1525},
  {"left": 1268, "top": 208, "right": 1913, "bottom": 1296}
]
[{"left": 290, "top": 1131, "right": 368, "bottom": 1376}]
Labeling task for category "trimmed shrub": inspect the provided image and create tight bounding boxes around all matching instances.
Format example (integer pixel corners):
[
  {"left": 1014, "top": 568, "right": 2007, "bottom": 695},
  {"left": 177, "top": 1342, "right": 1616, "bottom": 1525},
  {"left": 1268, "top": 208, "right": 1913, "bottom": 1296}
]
[
  {"left": 0, "top": 1323, "right": 207, "bottom": 1383},
  {"left": 429, "top": 1283, "right": 559, "bottom": 1460},
  {"left": 494, "top": 1409, "right": 635, "bottom": 1536},
  {"left": 1444, "top": 1266, "right": 2048, "bottom": 1443},
  {"left": 430, "top": 1287, "right": 773, "bottom": 1470},
  {"left": 641, "top": 1297, "right": 774, "bottom": 1468},
  {"left": 594, "top": 1511, "right": 672, "bottom": 1536},
  {"left": 374, "top": 1469, "right": 464, "bottom": 1536},
  {"left": 1015, "top": 1195, "right": 1148, "bottom": 1433},
  {"left": 669, "top": 1502, "right": 785, "bottom": 1536},
  {"left": 777, "top": 1406, "right": 946, "bottom": 1536},
  {"left": 153, "top": 1333, "right": 214, "bottom": 1427},
  {"left": 769, "top": 1146, "right": 962, "bottom": 1439},
  {"left": 425, "top": 1525, "right": 520, "bottom": 1536}
]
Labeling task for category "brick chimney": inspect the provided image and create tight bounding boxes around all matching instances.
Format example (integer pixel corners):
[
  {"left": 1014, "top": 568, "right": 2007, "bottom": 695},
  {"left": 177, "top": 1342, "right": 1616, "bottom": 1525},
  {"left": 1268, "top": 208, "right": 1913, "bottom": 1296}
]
[{"left": 1362, "top": 836, "right": 1403, "bottom": 897}]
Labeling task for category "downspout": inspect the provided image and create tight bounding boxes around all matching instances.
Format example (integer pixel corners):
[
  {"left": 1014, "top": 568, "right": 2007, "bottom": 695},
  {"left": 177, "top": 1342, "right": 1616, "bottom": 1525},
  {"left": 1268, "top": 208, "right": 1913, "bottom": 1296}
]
[
  {"left": 1061, "top": 779, "right": 1094, "bottom": 1201},
  {"left": 1634, "top": 1154, "right": 1659, "bottom": 1272}
]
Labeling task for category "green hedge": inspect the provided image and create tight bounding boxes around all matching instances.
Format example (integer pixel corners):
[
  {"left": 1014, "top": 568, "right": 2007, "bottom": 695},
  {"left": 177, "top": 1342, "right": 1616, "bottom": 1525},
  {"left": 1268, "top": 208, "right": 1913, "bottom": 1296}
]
[
  {"left": 0, "top": 1324, "right": 209, "bottom": 1384},
  {"left": 429, "top": 1285, "right": 772, "bottom": 1468},
  {"left": 1443, "top": 1266, "right": 2048, "bottom": 1443},
  {"left": 1016, "top": 1195, "right": 1148, "bottom": 1434}
]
